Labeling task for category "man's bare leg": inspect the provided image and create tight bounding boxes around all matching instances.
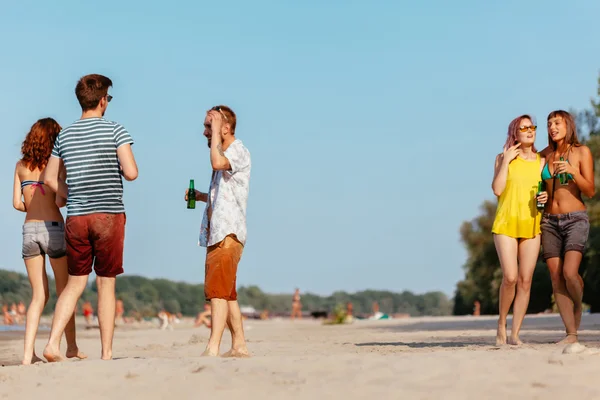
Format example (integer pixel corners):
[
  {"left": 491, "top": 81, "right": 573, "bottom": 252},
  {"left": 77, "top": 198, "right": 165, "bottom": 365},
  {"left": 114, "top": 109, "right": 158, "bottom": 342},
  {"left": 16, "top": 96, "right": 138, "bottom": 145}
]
[
  {"left": 222, "top": 300, "right": 250, "bottom": 357},
  {"left": 49, "top": 256, "right": 87, "bottom": 360},
  {"left": 96, "top": 276, "right": 116, "bottom": 360},
  {"left": 202, "top": 298, "right": 228, "bottom": 356},
  {"left": 43, "top": 275, "right": 88, "bottom": 362}
]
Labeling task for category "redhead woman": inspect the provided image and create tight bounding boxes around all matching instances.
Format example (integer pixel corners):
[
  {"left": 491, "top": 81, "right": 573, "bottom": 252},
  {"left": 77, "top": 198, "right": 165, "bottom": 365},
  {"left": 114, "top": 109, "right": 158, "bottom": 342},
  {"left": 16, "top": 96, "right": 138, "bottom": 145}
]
[
  {"left": 12, "top": 118, "right": 86, "bottom": 364},
  {"left": 540, "top": 110, "right": 595, "bottom": 344},
  {"left": 491, "top": 115, "right": 547, "bottom": 345}
]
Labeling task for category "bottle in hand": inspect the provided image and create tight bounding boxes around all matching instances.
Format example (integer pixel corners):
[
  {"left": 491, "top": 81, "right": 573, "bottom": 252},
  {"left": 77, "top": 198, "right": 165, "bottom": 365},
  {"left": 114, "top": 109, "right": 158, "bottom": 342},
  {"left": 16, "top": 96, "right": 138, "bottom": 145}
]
[
  {"left": 536, "top": 181, "right": 544, "bottom": 210},
  {"left": 187, "top": 179, "right": 196, "bottom": 209},
  {"left": 559, "top": 157, "right": 569, "bottom": 185}
]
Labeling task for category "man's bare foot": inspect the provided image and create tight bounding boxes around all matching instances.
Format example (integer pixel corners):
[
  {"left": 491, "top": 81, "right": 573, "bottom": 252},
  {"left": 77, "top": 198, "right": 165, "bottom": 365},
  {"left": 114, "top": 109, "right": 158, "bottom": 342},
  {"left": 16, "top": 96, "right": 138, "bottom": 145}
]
[
  {"left": 221, "top": 347, "right": 251, "bottom": 358},
  {"left": 496, "top": 322, "right": 507, "bottom": 346},
  {"left": 66, "top": 347, "right": 87, "bottom": 360},
  {"left": 43, "top": 346, "right": 65, "bottom": 363},
  {"left": 508, "top": 336, "right": 523, "bottom": 346},
  {"left": 557, "top": 333, "right": 578, "bottom": 345}
]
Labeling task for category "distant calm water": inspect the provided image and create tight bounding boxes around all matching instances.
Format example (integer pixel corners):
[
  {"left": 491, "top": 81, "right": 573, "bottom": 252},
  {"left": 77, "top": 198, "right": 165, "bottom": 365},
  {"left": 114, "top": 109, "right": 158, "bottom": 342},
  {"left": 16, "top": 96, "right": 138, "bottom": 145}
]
[{"left": 0, "top": 325, "right": 49, "bottom": 332}]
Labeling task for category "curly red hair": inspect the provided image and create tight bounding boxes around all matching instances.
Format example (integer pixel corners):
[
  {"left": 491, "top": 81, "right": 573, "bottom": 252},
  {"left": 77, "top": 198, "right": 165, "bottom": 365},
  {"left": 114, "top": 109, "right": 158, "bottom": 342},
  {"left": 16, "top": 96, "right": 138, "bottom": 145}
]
[{"left": 20, "top": 118, "right": 62, "bottom": 171}]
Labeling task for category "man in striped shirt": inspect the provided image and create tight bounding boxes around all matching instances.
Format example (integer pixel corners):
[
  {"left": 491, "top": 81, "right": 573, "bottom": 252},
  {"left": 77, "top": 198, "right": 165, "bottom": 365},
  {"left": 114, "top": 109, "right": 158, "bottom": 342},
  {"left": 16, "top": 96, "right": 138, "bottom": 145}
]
[{"left": 42, "top": 74, "right": 138, "bottom": 362}]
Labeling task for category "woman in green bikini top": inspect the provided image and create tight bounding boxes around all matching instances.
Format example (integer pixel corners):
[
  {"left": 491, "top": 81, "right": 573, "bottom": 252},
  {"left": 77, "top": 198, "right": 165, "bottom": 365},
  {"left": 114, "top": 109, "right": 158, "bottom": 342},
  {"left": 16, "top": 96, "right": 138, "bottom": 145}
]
[{"left": 539, "top": 110, "right": 595, "bottom": 345}]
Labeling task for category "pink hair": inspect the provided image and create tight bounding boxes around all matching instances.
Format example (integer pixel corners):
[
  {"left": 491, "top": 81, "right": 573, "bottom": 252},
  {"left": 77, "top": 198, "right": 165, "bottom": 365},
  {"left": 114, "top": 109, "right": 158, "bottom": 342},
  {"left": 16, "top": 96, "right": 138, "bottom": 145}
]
[{"left": 503, "top": 114, "right": 537, "bottom": 153}]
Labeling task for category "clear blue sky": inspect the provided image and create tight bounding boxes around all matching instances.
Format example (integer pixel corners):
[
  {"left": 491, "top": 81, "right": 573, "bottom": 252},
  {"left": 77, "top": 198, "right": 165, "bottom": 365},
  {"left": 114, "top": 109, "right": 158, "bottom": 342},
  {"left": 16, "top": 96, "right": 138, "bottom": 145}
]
[{"left": 1, "top": 0, "right": 599, "bottom": 297}]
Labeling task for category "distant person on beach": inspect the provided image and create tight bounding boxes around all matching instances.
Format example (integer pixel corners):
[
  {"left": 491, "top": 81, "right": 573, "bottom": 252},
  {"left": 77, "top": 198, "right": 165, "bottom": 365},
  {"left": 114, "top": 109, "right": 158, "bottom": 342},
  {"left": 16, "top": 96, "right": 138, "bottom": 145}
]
[
  {"left": 2, "top": 305, "right": 14, "bottom": 325},
  {"left": 12, "top": 118, "right": 85, "bottom": 365},
  {"left": 194, "top": 304, "right": 212, "bottom": 328},
  {"left": 82, "top": 301, "right": 94, "bottom": 325},
  {"left": 115, "top": 299, "right": 125, "bottom": 325},
  {"left": 291, "top": 288, "right": 302, "bottom": 320},
  {"left": 473, "top": 300, "right": 481, "bottom": 317},
  {"left": 42, "top": 74, "right": 138, "bottom": 362},
  {"left": 491, "top": 114, "right": 548, "bottom": 346},
  {"left": 539, "top": 110, "right": 595, "bottom": 344},
  {"left": 17, "top": 302, "right": 26, "bottom": 324},
  {"left": 185, "top": 105, "right": 251, "bottom": 357}
]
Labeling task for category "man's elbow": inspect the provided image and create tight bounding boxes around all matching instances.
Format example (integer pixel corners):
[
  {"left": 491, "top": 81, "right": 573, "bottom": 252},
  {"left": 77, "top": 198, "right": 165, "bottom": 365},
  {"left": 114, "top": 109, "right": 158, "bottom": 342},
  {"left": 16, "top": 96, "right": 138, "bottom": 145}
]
[
  {"left": 122, "top": 168, "right": 138, "bottom": 181},
  {"left": 211, "top": 158, "right": 231, "bottom": 171}
]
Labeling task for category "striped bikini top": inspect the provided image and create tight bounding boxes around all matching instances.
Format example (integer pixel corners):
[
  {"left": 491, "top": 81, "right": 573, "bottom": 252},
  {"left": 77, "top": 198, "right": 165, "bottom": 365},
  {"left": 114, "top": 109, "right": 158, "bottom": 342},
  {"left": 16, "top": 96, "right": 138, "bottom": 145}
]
[{"left": 21, "top": 180, "right": 46, "bottom": 195}]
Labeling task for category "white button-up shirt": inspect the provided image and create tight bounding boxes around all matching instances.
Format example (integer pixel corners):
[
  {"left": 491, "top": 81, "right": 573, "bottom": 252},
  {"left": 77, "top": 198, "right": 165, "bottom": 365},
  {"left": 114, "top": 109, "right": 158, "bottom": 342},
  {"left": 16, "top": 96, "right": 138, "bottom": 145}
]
[{"left": 199, "top": 139, "right": 251, "bottom": 247}]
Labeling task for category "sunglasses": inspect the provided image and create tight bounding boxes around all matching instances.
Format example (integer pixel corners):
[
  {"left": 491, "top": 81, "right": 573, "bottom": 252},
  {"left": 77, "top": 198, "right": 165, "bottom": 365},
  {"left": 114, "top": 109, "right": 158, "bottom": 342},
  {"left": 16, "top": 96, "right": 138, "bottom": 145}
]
[
  {"left": 211, "top": 106, "right": 228, "bottom": 121},
  {"left": 107, "top": 94, "right": 113, "bottom": 103},
  {"left": 518, "top": 125, "right": 536, "bottom": 133}
]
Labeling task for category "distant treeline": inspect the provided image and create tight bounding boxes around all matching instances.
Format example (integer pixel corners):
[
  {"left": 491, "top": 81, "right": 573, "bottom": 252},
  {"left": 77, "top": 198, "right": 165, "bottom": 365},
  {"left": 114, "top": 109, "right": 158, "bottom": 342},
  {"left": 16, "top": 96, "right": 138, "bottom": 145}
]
[{"left": 0, "top": 269, "right": 452, "bottom": 318}]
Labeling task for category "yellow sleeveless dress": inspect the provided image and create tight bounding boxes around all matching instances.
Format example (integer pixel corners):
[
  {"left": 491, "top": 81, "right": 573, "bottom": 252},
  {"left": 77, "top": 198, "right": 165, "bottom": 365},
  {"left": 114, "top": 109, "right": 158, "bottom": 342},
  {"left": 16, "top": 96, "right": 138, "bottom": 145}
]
[{"left": 491, "top": 154, "right": 542, "bottom": 239}]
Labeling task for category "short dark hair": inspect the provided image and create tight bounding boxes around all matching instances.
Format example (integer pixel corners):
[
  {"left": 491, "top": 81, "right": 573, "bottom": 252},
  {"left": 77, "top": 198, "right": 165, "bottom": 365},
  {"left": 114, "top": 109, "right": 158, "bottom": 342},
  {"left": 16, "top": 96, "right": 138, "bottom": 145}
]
[{"left": 75, "top": 74, "right": 112, "bottom": 111}]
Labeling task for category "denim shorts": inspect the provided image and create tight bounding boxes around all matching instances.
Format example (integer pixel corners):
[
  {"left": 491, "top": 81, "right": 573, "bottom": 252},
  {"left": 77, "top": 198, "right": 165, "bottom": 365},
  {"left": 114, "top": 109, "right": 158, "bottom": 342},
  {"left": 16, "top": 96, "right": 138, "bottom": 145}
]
[
  {"left": 540, "top": 211, "right": 589, "bottom": 260},
  {"left": 22, "top": 221, "right": 67, "bottom": 259}
]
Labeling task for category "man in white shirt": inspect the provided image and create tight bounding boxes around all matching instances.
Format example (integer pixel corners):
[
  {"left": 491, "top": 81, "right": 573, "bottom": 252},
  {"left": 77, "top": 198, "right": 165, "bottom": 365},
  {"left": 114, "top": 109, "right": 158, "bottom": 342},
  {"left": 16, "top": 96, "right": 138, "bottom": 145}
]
[{"left": 185, "top": 105, "right": 251, "bottom": 357}]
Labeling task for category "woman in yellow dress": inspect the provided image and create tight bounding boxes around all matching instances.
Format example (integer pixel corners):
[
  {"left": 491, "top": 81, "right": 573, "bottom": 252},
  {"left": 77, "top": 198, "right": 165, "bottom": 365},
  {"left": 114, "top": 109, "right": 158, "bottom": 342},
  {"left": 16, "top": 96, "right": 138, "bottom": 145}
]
[{"left": 491, "top": 114, "right": 547, "bottom": 346}]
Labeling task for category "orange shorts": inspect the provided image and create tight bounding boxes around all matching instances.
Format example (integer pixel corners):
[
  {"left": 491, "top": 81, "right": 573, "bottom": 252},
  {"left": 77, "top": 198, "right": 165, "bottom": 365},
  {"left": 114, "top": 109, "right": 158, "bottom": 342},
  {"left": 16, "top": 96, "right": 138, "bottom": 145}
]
[{"left": 204, "top": 234, "right": 243, "bottom": 301}]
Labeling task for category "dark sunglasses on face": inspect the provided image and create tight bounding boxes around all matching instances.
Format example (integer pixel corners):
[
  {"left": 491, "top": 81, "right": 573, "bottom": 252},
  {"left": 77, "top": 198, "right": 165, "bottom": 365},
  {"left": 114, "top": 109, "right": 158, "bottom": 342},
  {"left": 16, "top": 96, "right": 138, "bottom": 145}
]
[{"left": 107, "top": 94, "right": 113, "bottom": 103}]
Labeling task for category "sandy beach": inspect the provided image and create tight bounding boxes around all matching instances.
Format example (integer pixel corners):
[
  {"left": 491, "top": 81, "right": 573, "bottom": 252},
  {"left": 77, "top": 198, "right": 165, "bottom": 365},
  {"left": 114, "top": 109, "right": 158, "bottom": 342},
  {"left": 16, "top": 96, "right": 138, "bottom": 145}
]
[{"left": 1, "top": 313, "right": 600, "bottom": 399}]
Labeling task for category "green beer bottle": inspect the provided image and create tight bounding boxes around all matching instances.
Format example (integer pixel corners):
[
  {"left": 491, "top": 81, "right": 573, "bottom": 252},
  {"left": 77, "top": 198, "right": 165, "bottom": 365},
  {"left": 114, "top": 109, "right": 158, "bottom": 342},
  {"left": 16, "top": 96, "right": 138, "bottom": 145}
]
[
  {"left": 559, "top": 157, "right": 569, "bottom": 185},
  {"left": 536, "top": 181, "right": 544, "bottom": 210},
  {"left": 187, "top": 179, "right": 196, "bottom": 209}
]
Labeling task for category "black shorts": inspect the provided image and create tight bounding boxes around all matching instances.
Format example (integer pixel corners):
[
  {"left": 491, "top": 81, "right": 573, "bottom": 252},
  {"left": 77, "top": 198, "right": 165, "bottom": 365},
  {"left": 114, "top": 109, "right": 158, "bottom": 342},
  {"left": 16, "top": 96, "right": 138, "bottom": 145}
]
[{"left": 541, "top": 211, "right": 589, "bottom": 260}]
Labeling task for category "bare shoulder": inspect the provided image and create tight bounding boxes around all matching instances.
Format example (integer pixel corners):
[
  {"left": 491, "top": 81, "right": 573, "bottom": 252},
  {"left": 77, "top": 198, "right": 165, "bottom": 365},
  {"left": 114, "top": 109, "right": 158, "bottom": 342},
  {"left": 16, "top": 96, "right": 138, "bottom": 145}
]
[
  {"left": 574, "top": 144, "right": 592, "bottom": 157},
  {"left": 14, "top": 160, "right": 25, "bottom": 174},
  {"left": 539, "top": 146, "right": 552, "bottom": 158}
]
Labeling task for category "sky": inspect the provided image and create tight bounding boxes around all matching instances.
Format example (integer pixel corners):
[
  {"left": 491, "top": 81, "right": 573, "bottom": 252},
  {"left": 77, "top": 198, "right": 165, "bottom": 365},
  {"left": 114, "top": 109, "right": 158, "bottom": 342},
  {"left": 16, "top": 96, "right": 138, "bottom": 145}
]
[{"left": 1, "top": 0, "right": 599, "bottom": 298}]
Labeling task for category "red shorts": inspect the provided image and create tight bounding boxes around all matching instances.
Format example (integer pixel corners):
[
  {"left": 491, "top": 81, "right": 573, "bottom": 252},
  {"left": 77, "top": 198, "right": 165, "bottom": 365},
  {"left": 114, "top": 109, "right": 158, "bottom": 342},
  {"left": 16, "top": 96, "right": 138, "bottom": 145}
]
[
  {"left": 66, "top": 213, "right": 126, "bottom": 278},
  {"left": 204, "top": 234, "right": 243, "bottom": 301}
]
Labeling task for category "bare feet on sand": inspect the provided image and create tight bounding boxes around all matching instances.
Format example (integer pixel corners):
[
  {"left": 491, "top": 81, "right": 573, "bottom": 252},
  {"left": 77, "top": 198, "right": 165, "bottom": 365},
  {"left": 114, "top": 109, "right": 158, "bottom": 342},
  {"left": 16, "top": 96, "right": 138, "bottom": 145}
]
[
  {"left": 222, "top": 347, "right": 251, "bottom": 358},
  {"left": 66, "top": 347, "right": 87, "bottom": 360},
  {"left": 557, "top": 333, "right": 578, "bottom": 345},
  {"left": 201, "top": 348, "right": 219, "bottom": 357},
  {"left": 508, "top": 336, "right": 523, "bottom": 346},
  {"left": 43, "top": 346, "right": 65, "bottom": 363},
  {"left": 496, "top": 322, "right": 507, "bottom": 346},
  {"left": 22, "top": 354, "right": 44, "bottom": 365}
]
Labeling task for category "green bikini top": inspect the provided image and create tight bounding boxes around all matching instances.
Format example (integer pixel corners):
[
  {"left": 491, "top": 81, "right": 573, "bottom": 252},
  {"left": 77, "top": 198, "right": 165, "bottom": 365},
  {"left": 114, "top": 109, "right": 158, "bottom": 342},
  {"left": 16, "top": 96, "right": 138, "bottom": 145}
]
[{"left": 542, "top": 147, "right": 573, "bottom": 181}]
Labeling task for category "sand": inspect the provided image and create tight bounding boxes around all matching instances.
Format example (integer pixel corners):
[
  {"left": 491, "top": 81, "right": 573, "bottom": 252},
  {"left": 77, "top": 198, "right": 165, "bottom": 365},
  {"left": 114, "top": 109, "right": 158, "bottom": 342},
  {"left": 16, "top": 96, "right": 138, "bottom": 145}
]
[{"left": 1, "top": 313, "right": 600, "bottom": 399}]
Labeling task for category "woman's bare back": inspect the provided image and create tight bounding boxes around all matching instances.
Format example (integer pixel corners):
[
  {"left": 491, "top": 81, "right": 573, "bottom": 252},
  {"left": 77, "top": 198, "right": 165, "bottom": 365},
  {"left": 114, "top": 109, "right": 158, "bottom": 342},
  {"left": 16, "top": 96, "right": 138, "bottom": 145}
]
[{"left": 16, "top": 162, "right": 63, "bottom": 223}]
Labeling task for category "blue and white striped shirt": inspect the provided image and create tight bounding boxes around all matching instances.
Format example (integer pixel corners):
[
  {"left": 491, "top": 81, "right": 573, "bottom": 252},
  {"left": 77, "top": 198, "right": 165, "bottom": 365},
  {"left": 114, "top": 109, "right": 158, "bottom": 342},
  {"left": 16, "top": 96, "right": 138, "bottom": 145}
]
[{"left": 51, "top": 117, "right": 134, "bottom": 216}]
